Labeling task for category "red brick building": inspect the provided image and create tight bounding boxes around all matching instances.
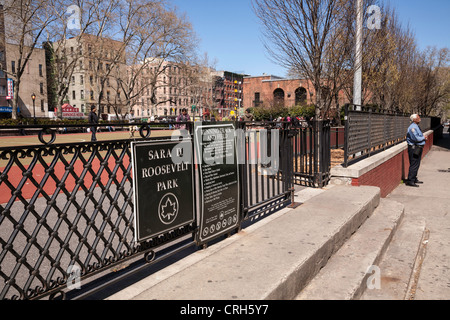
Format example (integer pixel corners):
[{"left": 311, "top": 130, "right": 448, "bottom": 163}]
[
  {"left": 211, "top": 71, "right": 247, "bottom": 118},
  {"left": 243, "top": 74, "right": 349, "bottom": 111}
]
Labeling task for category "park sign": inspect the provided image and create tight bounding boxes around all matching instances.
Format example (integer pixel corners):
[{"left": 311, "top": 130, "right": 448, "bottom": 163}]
[
  {"left": 195, "top": 123, "right": 240, "bottom": 245},
  {"left": 131, "top": 139, "right": 195, "bottom": 242}
]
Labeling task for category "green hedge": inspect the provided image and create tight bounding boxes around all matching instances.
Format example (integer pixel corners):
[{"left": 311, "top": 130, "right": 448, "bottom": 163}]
[{"left": 249, "top": 105, "right": 316, "bottom": 121}]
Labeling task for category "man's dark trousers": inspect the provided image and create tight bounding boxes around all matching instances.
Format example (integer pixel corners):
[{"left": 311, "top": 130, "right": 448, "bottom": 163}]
[
  {"left": 407, "top": 145, "right": 423, "bottom": 182},
  {"left": 91, "top": 127, "right": 97, "bottom": 142}
]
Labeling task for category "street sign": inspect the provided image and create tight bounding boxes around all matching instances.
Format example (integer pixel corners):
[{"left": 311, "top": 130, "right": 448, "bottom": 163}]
[
  {"left": 131, "top": 139, "right": 195, "bottom": 242},
  {"left": 195, "top": 123, "right": 240, "bottom": 245}
]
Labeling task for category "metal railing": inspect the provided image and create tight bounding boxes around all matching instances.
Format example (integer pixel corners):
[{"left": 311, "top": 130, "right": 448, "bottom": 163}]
[
  {"left": 290, "top": 120, "right": 331, "bottom": 187},
  {"left": 0, "top": 120, "right": 302, "bottom": 300},
  {"left": 343, "top": 105, "right": 431, "bottom": 167}
]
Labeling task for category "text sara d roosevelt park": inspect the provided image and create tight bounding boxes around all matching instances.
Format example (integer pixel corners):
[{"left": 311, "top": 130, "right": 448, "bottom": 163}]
[
  {"left": 140, "top": 148, "right": 189, "bottom": 192},
  {"left": 131, "top": 139, "right": 195, "bottom": 243}
]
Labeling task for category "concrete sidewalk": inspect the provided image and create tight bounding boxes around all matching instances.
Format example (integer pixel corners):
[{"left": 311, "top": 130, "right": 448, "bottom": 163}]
[{"left": 362, "top": 132, "right": 450, "bottom": 300}]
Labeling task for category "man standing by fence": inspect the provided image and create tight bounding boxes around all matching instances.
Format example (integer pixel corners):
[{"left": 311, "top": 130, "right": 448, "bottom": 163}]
[
  {"left": 88, "top": 105, "right": 99, "bottom": 142},
  {"left": 405, "top": 114, "right": 427, "bottom": 187}
]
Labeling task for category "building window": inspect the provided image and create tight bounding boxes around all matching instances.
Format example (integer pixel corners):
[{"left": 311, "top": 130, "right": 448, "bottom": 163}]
[
  {"left": 39, "top": 64, "right": 43, "bottom": 77},
  {"left": 11, "top": 61, "right": 15, "bottom": 74},
  {"left": 80, "top": 75, "right": 84, "bottom": 85},
  {"left": 80, "top": 90, "right": 84, "bottom": 99},
  {"left": 273, "top": 88, "right": 285, "bottom": 107},
  {"left": 41, "top": 100, "right": 44, "bottom": 112},
  {"left": 40, "top": 83, "right": 44, "bottom": 94},
  {"left": 295, "top": 87, "right": 307, "bottom": 105},
  {"left": 72, "top": 90, "right": 76, "bottom": 99}
]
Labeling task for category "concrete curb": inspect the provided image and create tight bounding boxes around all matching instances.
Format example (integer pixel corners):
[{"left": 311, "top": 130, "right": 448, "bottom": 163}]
[
  {"left": 106, "top": 185, "right": 381, "bottom": 300},
  {"left": 296, "top": 198, "right": 405, "bottom": 300}
]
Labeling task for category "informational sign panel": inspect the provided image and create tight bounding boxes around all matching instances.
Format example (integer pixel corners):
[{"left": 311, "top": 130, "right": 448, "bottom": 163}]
[
  {"left": 131, "top": 139, "right": 195, "bottom": 242},
  {"left": 195, "top": 123, "right": 240, "bottom": 245}
]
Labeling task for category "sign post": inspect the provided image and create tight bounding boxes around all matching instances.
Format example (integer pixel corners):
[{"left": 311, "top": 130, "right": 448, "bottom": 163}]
[
  {"left": 195, "top": 123, "right": 240, "bottom": 245},
  {"left": 131, "top": 139, "right": 195, "bottom": 242}
]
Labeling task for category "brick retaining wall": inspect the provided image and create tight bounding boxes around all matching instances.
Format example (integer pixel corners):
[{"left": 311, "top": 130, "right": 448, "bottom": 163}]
[{"left": 331, "top": 131, "right": 434, "bottom": 198}]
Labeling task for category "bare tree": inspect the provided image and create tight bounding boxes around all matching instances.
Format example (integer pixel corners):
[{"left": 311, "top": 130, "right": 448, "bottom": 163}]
[
  {"left": 1, "top": 0, "right": 59, "bottom": 119},
  {"left": 253, "top": 0, "right": 349, "bottom": 118},
  {"left": 412, "top": 47, "right": 450, "bottom": 116},
  {"left": 115, "top": 0, "right": 198, "bottom": 118},
  {"left": 44, "top": 0, "right": 104, "bottom": 119}
]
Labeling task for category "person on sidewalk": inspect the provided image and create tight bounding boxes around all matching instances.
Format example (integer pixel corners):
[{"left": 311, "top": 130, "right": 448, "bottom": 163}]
[
  {"left": 405, "top": 114, "right": 428, "bottom": 187},
  {"left": 243, "top": 109, "right": 254, "bottom": 122},
  {"left": 126, "top": 109, "right": 136, "bottom": 138},
  {"left": 88, "top": 105, "right": 99, "bottom": 142},
  {"left": 176, "top": 108, "right": 190, "bottom": 130}
]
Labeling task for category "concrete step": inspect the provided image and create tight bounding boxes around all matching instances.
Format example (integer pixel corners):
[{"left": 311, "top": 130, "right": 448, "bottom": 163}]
[
  {"left": 360, "top": 216, "right": 427, "bottom": 300},
  {"left": 107, "top": 185, "right": 380, "bottom": 300},
  {"left": 295, "top": 198, "right": 405, "bottom": 300}
]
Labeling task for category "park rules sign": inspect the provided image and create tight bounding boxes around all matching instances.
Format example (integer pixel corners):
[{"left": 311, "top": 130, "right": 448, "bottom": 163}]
[
  {"left": 195, "top": 123, "right": 240, "bottom": 245},
  {"left": 131, "top": 139, "right": 195, "bottom": 242}
]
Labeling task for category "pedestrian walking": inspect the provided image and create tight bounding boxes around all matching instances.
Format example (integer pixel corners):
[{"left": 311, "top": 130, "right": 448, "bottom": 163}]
[
  {"left": 405, "top": 114, "right": 428, "bottom": 187},
  {"left": 243, "top": 109, "right": 254, "bottom": 122},
  {"left": 126, "top": 109, "right": 135, "bottom": 138},
  {"left": 88, "top": 105, "right": 99, "bottom": 142},
  {"left": 176, "top": 108, "right": 191, "bottom": 130}
]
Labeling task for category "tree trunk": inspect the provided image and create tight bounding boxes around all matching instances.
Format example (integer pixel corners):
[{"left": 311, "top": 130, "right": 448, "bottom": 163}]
[{"left": 12, "top": 79, "right": 20, "bottom": 120}]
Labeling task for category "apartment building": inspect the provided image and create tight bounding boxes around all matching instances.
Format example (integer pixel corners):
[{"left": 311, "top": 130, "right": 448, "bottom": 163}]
[
  {"left": 211, "top": 71, "right": 247, "bottom": 118},
  {"left": 0, "top": 3, "right": 48, "bottom": 119},
  {"left": 131, "top": 59, "right": 217, "bottom": 119},
  {"left": 4, "top": 43, "right": 48, "bottom": 118},
  {"left": 50, "top": 33, "right": 127, "bottom": 117}
]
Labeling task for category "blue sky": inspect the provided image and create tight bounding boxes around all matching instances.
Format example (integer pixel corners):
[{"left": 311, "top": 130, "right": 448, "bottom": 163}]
[{"left": 170, "top": 0, "right": 450, "bottom": 77}]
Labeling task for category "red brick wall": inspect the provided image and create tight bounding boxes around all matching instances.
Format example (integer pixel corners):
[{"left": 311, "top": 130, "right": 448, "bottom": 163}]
[
  {"left": 242, "top": 76, "right": 349, "bottom": 109},
  {"left": 351, "top": 133, "right": 434, "bottom": 198}
]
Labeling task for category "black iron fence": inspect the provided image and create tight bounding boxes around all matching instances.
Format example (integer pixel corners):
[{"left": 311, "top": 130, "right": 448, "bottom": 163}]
[
  {"left": 290, "top": 121, "right": 331, "bottom": 187},
  {"left": 0, "top": 120, "right": 330, "bottom": 300},
  {"left": 343, "top": 105, "right": 432, "bottom": 167}
]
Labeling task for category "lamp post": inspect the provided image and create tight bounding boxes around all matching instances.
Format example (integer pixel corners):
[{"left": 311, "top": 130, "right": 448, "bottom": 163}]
[
  {"left": 353, "top": 0, "right": 363, "bottom": 111},
  {"left": 31, "top": 93, "right": 36, "bottom": 124}
]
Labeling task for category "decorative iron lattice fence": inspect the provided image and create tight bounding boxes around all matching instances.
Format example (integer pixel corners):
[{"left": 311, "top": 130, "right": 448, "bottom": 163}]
[
  {"left": 1, "top": 121, "right": 323, "bottom": 300},
  {"left": 344, "top": 105, "right": 431, "bottom": 167}
]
